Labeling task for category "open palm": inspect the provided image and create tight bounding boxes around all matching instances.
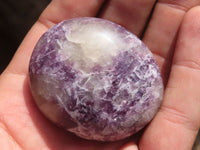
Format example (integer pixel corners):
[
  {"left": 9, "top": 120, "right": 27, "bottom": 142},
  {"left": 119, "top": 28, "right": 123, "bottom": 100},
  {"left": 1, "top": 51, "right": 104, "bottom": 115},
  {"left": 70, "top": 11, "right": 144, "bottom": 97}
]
[{"left": 1, "top": 0, "right": 200, "bottom": 149}]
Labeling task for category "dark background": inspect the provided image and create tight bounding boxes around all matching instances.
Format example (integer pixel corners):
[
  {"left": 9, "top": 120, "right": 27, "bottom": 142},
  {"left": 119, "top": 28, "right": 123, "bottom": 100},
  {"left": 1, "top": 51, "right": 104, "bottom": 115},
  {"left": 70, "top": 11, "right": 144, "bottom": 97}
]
[
  {"left": 0, "top": 0, "right": 199, "bottom": 149},
  {"left": 0, "top": 0, "right": 50, "bottom": 73}
]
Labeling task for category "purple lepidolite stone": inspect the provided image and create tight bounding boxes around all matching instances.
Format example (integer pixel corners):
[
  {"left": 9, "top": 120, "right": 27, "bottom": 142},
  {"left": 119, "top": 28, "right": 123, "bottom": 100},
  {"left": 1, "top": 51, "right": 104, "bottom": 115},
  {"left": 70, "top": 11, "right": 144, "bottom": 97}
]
[{"left": 29, "top": 17, "right": 164, "bottom": 141}]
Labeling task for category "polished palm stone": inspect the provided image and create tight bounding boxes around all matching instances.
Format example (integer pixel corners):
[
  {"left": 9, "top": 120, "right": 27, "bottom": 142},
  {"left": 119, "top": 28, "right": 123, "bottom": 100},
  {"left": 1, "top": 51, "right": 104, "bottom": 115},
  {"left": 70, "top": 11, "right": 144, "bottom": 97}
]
[{"left": 29, "top": 17, "right": 164, "bottom": 141}]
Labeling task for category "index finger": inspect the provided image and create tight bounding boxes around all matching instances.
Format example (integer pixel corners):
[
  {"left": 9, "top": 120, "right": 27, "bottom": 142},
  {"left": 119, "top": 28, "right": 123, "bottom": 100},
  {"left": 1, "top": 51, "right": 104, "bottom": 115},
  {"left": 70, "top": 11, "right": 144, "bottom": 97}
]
[{"left": 142, "top": 0, "right": 200, "bottom": 84}]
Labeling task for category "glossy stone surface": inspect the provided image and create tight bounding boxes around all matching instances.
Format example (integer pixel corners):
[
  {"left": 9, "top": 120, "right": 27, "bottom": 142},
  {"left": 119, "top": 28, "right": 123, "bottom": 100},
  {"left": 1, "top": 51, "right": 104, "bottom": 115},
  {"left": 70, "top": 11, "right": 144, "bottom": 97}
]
[{"left": 29, "top": 17, "right": 164, "bottom": 141}]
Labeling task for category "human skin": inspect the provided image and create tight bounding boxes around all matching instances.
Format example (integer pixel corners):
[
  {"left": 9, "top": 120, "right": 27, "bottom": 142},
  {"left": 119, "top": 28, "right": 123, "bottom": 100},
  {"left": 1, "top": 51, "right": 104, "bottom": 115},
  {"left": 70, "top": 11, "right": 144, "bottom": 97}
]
[{"left": 0, "top": 0, "right": 200, "bottom": 150}]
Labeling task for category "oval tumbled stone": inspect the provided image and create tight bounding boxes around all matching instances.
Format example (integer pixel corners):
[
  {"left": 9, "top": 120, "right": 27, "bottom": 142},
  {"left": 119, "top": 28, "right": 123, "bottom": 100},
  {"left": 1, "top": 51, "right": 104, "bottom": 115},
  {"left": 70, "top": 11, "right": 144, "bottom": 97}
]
[{"left": 29, "top": 17, "right": 164, "bottom": 141}]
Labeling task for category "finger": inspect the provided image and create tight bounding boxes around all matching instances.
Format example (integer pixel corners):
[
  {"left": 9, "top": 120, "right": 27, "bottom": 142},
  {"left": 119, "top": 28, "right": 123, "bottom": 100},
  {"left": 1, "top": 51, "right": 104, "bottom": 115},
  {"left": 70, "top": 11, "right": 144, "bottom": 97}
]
[
  {"left": 3, "top": 0, "right": 104, "bottom": 76},
  {"left": 139, "top": 6, "right": 200, "bottom": 150},
  {"left": 39, "top": 0, "right": 105, "bottom": 28},
  {"left": 142, "top": 0, "right": 200, "bottom": 84},
  {"left": 99, "top": 0, "right": 156, "bottom": 36}
]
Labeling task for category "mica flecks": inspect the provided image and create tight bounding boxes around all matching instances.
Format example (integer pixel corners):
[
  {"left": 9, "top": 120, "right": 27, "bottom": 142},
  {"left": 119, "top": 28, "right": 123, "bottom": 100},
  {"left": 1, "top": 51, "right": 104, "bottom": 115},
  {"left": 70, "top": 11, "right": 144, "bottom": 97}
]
[{"left": 29, "top": 17, "right": 164, "bottom": 141}]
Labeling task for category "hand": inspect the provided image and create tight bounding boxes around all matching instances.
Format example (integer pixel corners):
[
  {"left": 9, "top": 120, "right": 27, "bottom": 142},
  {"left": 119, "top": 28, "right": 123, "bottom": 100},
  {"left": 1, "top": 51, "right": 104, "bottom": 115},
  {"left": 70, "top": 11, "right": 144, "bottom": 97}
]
[{"left": 0, "top": 0, "right": 200, "bottom": 149}]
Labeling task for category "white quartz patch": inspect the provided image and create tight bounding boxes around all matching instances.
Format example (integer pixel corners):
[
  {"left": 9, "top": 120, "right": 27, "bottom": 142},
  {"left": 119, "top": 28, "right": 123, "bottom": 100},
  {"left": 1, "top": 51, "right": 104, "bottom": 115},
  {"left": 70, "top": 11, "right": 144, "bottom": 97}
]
[{"left": 56, "top": 19, "right": 141, "bottom": 72}]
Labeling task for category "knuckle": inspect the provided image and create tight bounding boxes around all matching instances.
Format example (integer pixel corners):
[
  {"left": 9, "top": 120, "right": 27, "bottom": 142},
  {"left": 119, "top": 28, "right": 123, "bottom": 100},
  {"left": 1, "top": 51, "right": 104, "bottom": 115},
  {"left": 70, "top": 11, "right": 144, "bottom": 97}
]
[{"left": 160, "top": 104, "right": 200, "bottom": 132}]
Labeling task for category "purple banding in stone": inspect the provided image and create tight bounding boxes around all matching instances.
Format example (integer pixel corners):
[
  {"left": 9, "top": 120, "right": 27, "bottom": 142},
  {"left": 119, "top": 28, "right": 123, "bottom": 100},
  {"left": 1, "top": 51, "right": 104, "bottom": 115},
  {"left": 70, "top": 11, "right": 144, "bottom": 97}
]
[{"left": 29, "top": 17, "right": 164, "bottom": 141}]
